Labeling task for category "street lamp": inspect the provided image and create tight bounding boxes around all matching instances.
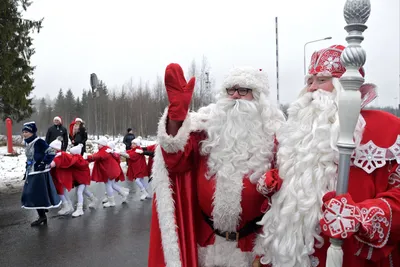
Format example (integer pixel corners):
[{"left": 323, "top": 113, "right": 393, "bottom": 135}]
[
  {"left": 303, "top": 37, "right": 332, "bottom": 76},
  {"left": 90, "top": 73, "right": 99, "bottom": 139}
]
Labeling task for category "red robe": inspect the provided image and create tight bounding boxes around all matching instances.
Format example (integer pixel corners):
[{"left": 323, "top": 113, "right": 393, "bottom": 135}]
[
  {"left": 126, "top": 148, "right": 149, "bottom": 181},
  {"left": 87, "top": 146, "right": 123, "bottom": 183},
  {"left": 148, "top": 111, "right": 274, "bottom": 267},
  {"left": 51, "top": 151, "right": 76, "bottom": 194},
  {"left": 312, "top": 110, "right": 400, "bottom": 267}
]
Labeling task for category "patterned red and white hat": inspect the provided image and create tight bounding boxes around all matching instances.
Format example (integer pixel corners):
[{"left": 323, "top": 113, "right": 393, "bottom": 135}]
[
  {"left": 307, "top": 44, "right": 377, "bottom": 108},
  {"left": 308, "top": 44, "right": 365, "bottom": 78}
]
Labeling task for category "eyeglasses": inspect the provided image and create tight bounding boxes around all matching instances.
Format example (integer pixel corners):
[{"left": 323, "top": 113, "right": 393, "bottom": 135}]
[{"left": 226, "top": 87, "right": 253, "bottom": 96}]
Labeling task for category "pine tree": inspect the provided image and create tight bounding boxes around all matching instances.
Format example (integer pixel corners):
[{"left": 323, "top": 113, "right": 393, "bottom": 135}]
[
  {"left": 64, "top": 89, "right": 75, "bottom": 124},
  {"left": 0, "top": 0, "right": 43, "bottom": 121}
]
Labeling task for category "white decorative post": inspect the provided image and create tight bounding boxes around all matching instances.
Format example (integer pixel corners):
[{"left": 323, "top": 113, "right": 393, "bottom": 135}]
[{"left": 326, "top": 1, "right": 371, "bottom": 267}]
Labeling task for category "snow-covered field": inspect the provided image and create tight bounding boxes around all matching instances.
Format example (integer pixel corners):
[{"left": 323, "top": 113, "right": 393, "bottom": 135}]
[{"left": 0, "top": 137, "right": 156, "bottom": 194}]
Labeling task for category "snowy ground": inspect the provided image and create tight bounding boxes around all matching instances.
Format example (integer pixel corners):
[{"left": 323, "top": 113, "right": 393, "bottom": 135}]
[{"left": 0, "top": 137, "right": 156, "bottom": 194}]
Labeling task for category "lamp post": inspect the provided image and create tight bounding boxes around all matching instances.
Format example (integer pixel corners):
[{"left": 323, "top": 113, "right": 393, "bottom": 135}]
[
  {"left": 303, "top": 37, "right": 332, "bottom": 76},
  {"left": 90, "top": 73, "right": 99, "bottom": 140}
]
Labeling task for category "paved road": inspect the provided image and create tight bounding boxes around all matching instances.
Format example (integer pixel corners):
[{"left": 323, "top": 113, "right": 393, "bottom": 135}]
[{"left": 0, "top": 181, "right": 152, "bottom": 267}]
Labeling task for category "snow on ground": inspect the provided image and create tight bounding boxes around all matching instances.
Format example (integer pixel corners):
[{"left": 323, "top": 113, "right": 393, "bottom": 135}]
[
  {"left": 0, "top": 146, "right": 26, "bottom": 193},
  {"left": 0, "top": 137, "right": 157, "bottom": 194}
]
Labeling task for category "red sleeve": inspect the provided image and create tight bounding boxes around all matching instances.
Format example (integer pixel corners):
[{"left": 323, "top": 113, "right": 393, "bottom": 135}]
[
  {"left": 353, "top": 163, "right": 400, "bottom": 261},
  {"left": 162, "top": 132, "right": 204, "bottom": 173},
  {"left": 53, "top": 152, "right": 77, "bottom": 168}
]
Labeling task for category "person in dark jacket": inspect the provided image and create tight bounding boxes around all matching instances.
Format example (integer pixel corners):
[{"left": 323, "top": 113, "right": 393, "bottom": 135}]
[
  {"left": 45, "top": 116, "right": 68, "bottom": 151},
  {"left": 123, "top": 128, "right": 135, "bottom": 150},
  {"left": 69, "top": 118, "right": 88, "bottom": 155}
]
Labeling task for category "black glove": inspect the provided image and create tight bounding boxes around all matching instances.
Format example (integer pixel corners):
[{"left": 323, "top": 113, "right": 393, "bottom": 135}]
[{"left": 36, "top": 162, "right": 46, "bottom": 171}]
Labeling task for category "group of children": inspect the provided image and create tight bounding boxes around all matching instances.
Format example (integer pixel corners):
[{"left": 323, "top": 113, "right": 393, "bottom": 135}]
[{"left": 48, "top": 136, "right": 156, "bottom": 218}]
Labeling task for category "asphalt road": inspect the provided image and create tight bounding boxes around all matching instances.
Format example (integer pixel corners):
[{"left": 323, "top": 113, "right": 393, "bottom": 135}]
[{"left": 0, "top": 181, "right": 152, "bottom": 267}]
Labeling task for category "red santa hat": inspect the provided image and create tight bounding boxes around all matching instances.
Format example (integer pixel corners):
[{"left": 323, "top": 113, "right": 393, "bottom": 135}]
[
  {"left": 93, "top": 137, "right": 108, "bottom": 147},
  {"left": 53, "top": 116, "right": 62, "bottom": 123},
  {"left": 75, "top": 118, "right": 83, "bottom": 123},
  {"left": 307, "top": 44, "right": 377, "bottom": 108},
  {"left": 49, "top": 139, "right": 62, "bottom": 151},
  {"left": 70, "top": 144, "right": 83, "bottom": 155},
  {"left": 221, "top": 66, "right": 269, "bottom": 97}
]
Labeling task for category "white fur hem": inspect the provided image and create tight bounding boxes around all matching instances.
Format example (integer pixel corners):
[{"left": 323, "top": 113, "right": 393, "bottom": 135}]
[
  {"left": 198, "top": 236, "right": 254, "bottom": 267},
  {"left": 152, "top": 144, "right": 182, "bottom": 267},
  {"left": 252, "top": 234, "right": 265, "bottom": 258},
  {"left": 157, "top": 108, "right": 192, "bottom": 153}
]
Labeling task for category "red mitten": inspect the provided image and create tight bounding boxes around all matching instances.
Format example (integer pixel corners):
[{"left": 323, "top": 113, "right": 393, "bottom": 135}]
[
  {"left": 260, "top": 196, "right": 271, "bottom": 213},
  {"left": 257, "top": 169, "right": 283, "bottom": 197},
  {"left": 320, "top": 193, "right": 360, "bottom": 239},
  {"left": 320, "top": 192, "right": 391, "bottom": 246},
  {"left": 165, "top": 63, "right": 196, "bottom": 121}
]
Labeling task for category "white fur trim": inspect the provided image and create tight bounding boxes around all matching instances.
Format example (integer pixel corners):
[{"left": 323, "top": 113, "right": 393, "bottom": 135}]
[
  {"left": 157, "top": 108, "right": 192, "bottom": 153},
  {"left": 152, "top": 144, "right": 182, "bottom": 267},
  {"left": 198, "top": 236, "right": 254, "bottom": 267}
]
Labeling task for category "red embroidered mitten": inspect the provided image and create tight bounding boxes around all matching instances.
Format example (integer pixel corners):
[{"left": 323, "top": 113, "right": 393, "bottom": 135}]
[
  {"left": 320, "top": 192, "right": 391, "bottom": 246},
  {"left": 165, "top": 63, "right": 196, "bottom": 121}
]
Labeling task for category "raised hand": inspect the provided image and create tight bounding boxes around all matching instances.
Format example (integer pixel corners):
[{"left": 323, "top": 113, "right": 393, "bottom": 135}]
[{"left": 165, "top": 63, "right": 196, "bottom": 121}]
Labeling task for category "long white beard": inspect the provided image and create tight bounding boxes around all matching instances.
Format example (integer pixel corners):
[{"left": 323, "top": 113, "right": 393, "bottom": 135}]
[
  {"left": 258, "top": 89, "right": 341, "bottom": 267},
  {"left": 199, "top": 98, "right": 275, "bottom": 232}
]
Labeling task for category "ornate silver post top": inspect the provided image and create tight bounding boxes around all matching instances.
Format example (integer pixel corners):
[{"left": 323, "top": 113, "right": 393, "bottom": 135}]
[
  {"left": 344, "top": 0, "right": 371, "bottom": 24},
  {"left": 340, "top": 0, "right": 371, "bottom": 91}
]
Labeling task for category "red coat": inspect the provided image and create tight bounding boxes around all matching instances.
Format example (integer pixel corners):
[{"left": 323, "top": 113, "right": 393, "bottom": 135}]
[
  {"left": 87, "top": 146, "right": 123, "bottom": 183},
  {"left": 51, "top": 151, "right": 76, "bottom": 194},
  {"left": 126, "top": 148, "right": 149, "bottom": 181},
  {"left": 148, "top": 112, "right": 274, "bottom": 267},
  {"left": 312, "top": 110, "right": 400, "bottom": 267},
  {"left": 110, "top": 151, "right": 125, "bottom": 182},
  {"left": 70, "top": 154, "right": 91, "bottom": 186}
]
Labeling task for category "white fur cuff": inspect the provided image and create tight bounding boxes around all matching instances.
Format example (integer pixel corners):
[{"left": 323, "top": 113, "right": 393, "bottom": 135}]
[{"left": 157, "top": 108, "right": 192, "bottom": 153}]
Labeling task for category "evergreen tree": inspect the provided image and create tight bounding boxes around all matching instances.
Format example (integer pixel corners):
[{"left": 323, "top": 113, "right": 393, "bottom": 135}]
[{"left": 0, "top": 0, "right": 43, "bottom": 121}]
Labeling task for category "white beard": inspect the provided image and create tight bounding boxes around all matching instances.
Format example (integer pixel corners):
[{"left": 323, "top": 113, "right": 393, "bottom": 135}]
[
  {"left": 258, "top": 89, "right": 341, "bottom": 267},
  {"left": 199, "top": 98, "right": 275, "bottom": 232}
]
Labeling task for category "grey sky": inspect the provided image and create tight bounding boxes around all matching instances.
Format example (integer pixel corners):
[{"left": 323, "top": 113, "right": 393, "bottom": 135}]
[{"left": 25, "top": 0, "right": 399, "bottom": 107}]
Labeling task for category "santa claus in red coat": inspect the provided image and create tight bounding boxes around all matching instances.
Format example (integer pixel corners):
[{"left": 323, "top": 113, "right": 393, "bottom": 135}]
[
  {"left": 148, "top": 63, "right": 285, "bottom": 267},
  {"left": 255, "top": 45, "right": 400, "bottom": 267}
]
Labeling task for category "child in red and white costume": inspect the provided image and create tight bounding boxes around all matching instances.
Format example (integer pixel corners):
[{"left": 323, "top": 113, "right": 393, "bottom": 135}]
[
  {"left": 49, "top": 139, "right": 74, "bottom": 216},
  {"left": 86, "top": 137, "right": 128, "bottom": 207},
  {"left": 120, "top": 138, "right": 150, "bottom": 200},
  {"left": 68, "top": 144, "right": 95, "bottom": 216},
  {"left": 100, "top": 140, "right": 130, "bottom": 203}
]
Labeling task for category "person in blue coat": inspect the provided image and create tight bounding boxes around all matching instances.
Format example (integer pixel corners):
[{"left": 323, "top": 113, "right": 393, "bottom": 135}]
[{"left": 20, "top": 121, "right": 62, "bottom": 226}]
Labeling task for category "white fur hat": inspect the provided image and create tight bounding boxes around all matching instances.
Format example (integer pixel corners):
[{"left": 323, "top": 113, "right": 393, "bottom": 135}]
[
  {"left": 49, "top": 139, "right": 62, "bottom": 151},
  {"left": 75, "top": 118, "right": 83, "bottom": 123},
  {"left": 94, "top": 137, "right": 108, "bottom": 147},
  {"left": 107, "top": 141, "right": 116, "bottom": 149},
  {"left": 131, "top": 138, "right": 141, "bottom": 146},
  {"left": 220, "top": 67, "right": 269, "bottom": 97},
  {"left": 70, "top": 144, "right": 83, "bottom": 155}
]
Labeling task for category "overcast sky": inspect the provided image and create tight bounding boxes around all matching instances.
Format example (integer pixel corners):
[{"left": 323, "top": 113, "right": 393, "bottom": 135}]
[{"left": 25, "top": 0, "right": 399, "bottom": 107}]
